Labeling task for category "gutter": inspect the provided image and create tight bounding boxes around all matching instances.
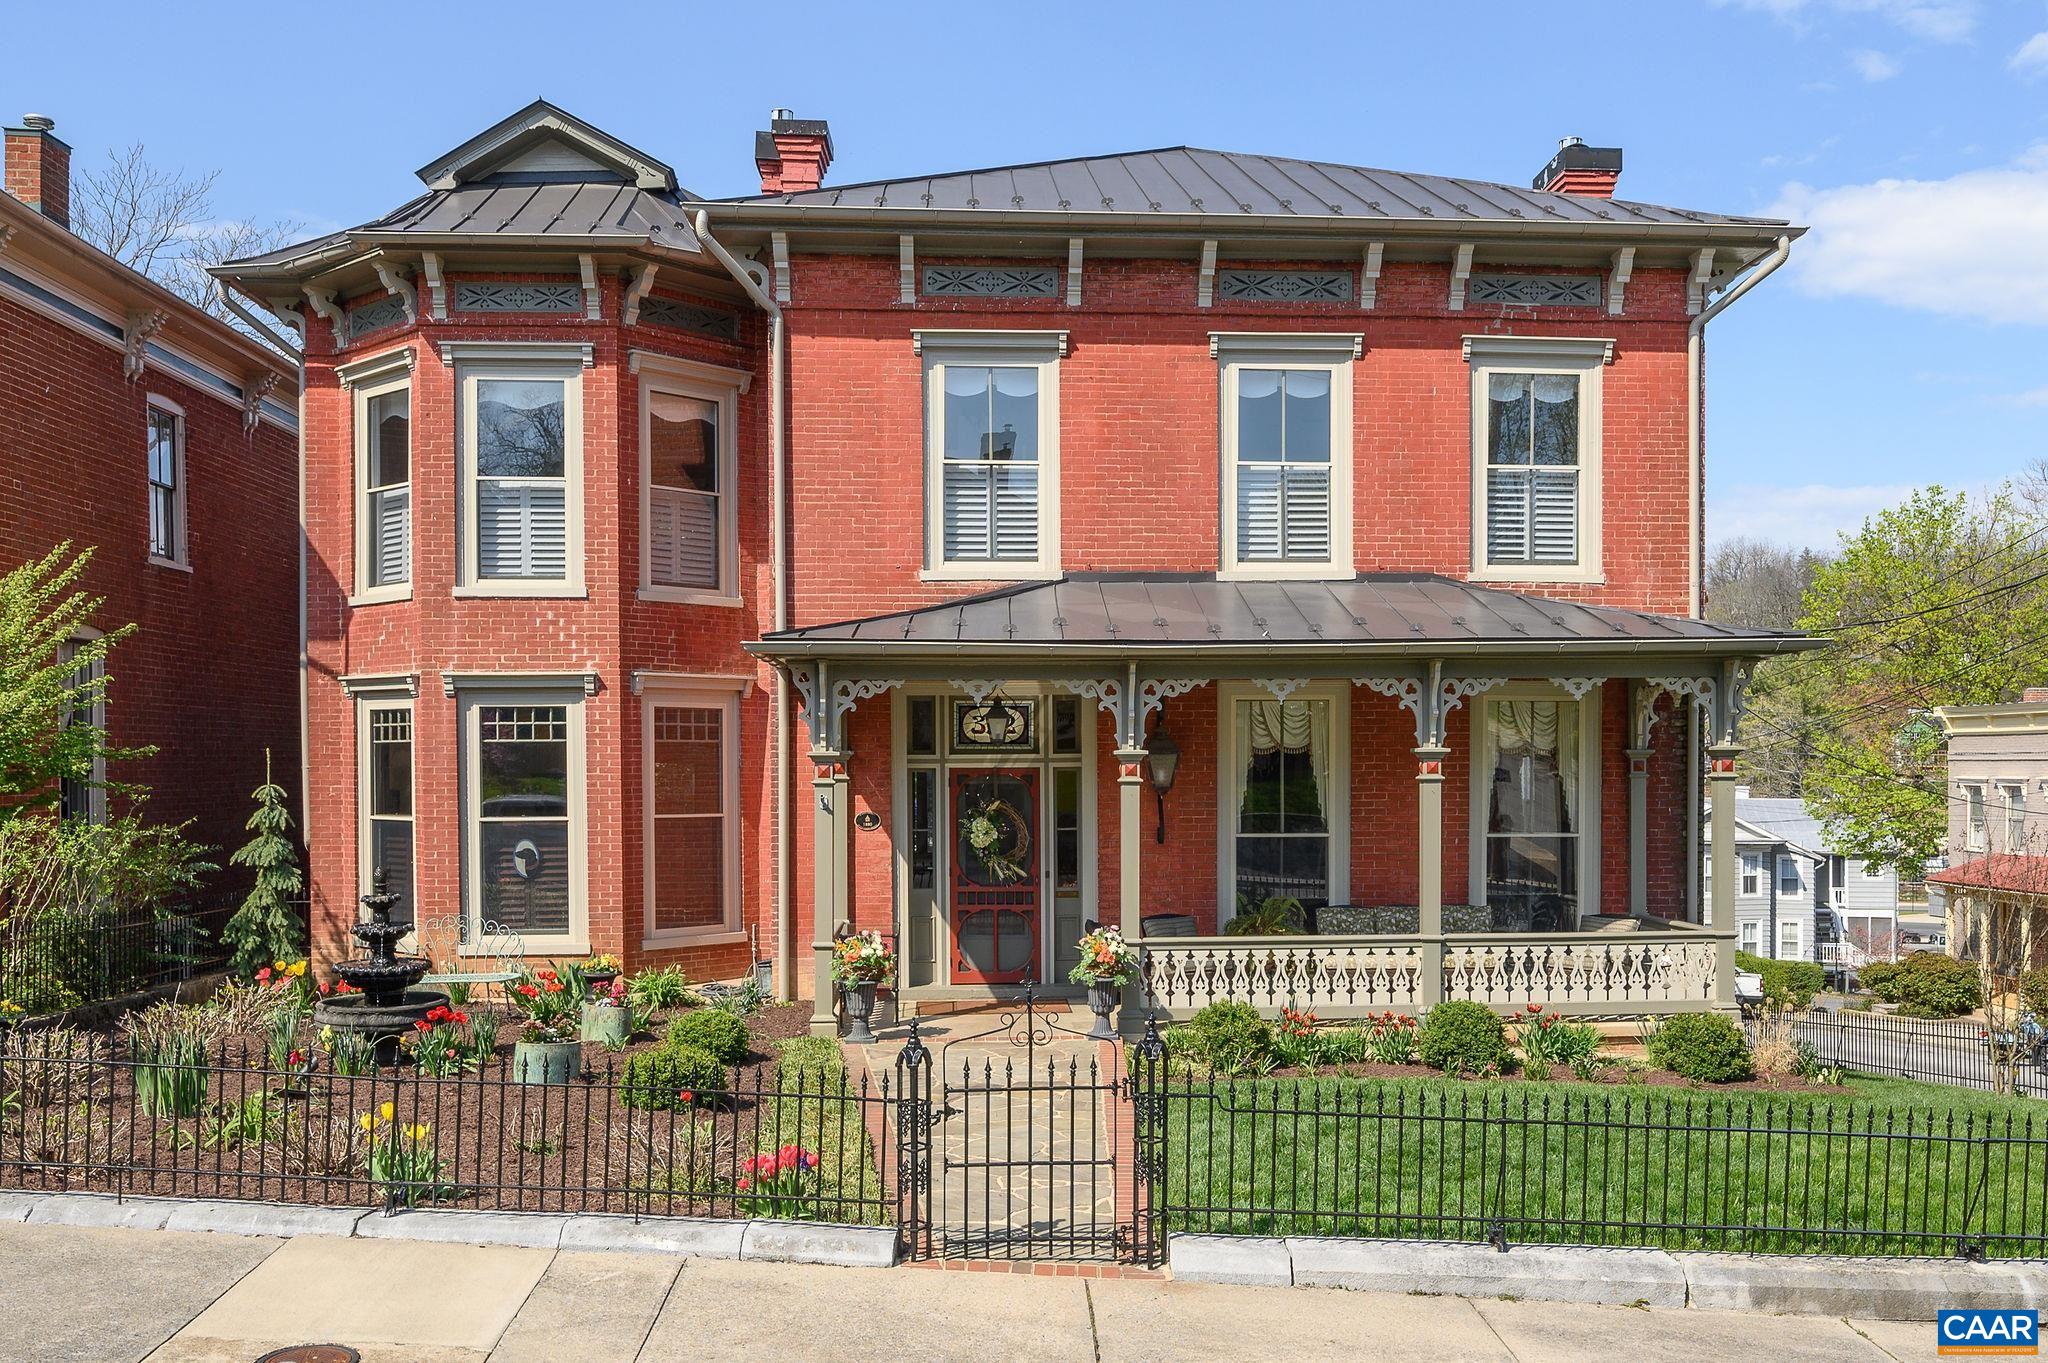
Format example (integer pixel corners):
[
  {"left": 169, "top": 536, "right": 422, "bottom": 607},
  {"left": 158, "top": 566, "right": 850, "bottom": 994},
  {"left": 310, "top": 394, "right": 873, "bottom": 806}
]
[
  {"left": 742, "top": 637, "right": 1828, "bottom": 662},
  {"left": 693, "top": 210, "right": 794, "bottom": 1002},
  {"left": 1688, "top": 234, "right": 1793, "bottom": 618}
]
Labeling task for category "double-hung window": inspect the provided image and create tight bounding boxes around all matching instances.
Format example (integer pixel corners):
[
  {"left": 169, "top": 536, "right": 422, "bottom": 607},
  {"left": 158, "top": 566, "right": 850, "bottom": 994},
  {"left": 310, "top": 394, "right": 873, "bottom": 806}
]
[
  {"left": 56, "top": 633, "right": 105, "bottom": 824},
  {"left": 1472, "top": 689, "right": 1598, "bottom": 927},
  {"left": 1965, "top": 784, "right": 1987, "bottom": 852},
  {"left": 1466, "top": 336, "right": 1607, "bottom": 583},
  {"left": 146, "top": 399, "right": 187, "bottom": 567},
  {"left": 1740, "top": 852, "right": 1763, "bottom": 897},
  {"left": 356, "top": 372, "right": 412, "bottom": 596},
  {"left": 451, "top": 345, "right": 585, "bottom": 595},
  {"left": 2002, "top": 782, "right": 2027, "bottom": 853},
  {"left": 633, "top": 351, "right": 745, "bottom": 603},
  {"left": 460, "top": 685, "right": 586, "bottom": 949},
  {"left": 1778, "top": 855, "right": 1802, "bottom": 895},
  {"left": 361, "top": 701, "right": 415, "bottom": 926},
  {"left": 641, "top": 679, "right": 745, "bottom": 942},
  {"left": 1218, "top": 681, "right": 1350, "bottom": 926},
  {"left": 1216, "top": 333, "right": 1355, "bottom": 578},
  {"left": 919, "top": 331, "right": 1062, "bottom": 579}
]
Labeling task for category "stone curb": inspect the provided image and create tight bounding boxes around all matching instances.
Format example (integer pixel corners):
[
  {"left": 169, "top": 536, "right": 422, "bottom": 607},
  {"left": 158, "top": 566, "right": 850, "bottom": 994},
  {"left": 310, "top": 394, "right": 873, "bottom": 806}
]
[
  {"left": 1170, "top": 1233, "right": 2048, "bottom": 1320},
  {"left": 0, "top": 1193, "right": 896, "bottom": 1267}
]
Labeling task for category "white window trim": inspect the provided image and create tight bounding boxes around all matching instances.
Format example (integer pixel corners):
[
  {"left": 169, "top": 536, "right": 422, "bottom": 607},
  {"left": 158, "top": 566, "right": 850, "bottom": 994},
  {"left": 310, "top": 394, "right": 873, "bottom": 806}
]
[
  {"left": 2001, "top": 781, "right": 2027, "bottom": 854},
  {"left": 355, "top": 688, "right": 414, "bottom": 918},
  {"left": 145, "top": 394, "right": 190, "bottom": 571},
  {"left": 1776, "top": 916, "right": 1805, "bottom": 961},
  {"left": 453, "top": 353, "right": 586, "bottom": 598},
  {"left": 640, "top": 678, "right": 746, "bottom": 947},
  {"left": 457, "top": 682, "right": 588, "bottom": 955},
  {"left": 1215, "top": 680, "right": 1351, "bottom": 929},
  {"left": 1777, "top": 854, "right": 1803, "bottom": 894},
  {"left": 1738, "top": 918, "right": 1763, "bottom": 955},
  {"left": 1214, "top": 334, "right": 1357, "bottom": 581},
  {"left": 632, "top": 350, "right": 746, "bottom": 607},
  {"left": 58, "top": 627, "right": 107, "bottom": 825},
  {"left": 1464, "top": 335, "right": 1609, "bottom": 585},
  {"left": 1964, "top": 782, "right": 1987, "bottom": 852},
  {"left": 1465, "top": 681, "right": 1602, "bottom": 921},
  {"left": 1740, "top": 852, "right": 1763, "bottom": 897},
  {"left": 351, "top": 369, "right": 413, "bottom": 605},
  {"left": 918, "top": 331, "right": 1063, "bottom": 582}
]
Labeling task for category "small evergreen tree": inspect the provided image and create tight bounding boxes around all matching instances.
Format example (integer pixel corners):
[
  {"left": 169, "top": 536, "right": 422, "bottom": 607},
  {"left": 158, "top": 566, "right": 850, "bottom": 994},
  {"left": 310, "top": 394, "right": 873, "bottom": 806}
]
[{"left": 223, "top": 751, "right": 304, "bottom": 977}]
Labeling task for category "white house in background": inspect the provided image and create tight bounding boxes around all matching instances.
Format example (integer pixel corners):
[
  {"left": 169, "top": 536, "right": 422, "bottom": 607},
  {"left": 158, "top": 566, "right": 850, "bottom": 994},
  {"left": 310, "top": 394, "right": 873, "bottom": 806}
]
[{"left": 1703, "top": 792, "right": 1902, "bottom": 967}]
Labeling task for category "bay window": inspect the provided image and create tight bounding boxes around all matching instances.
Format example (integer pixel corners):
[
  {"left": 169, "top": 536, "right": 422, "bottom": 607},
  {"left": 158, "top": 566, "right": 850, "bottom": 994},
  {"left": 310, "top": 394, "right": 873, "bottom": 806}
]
[
  {"left": 452, "top": 345, "right": 585, "bottom": 596},
  {"left": 633, "top": 351, "right": 745, "bottom": 603},
  {"left": 641, "top": 680, "right": 744, "bottom": 942},
  {"left": 360, "top": 701, "right": 415, "bottom": 926},
  {"left": 1466, "top": 336, "right": 1606, "bottom": 583},
  {"left": 354, "top": 373, "right": 411, "bottom": 597},
  {"left": 1470, "top": 687, "right": 1599, "bottom": 927},
  {"left": 1219, "top": 683, "right": 1349, "bottom": 926},
  {"left": 460, "top": 686, "right": 586, "bottom": 949},
  {"left": 919, "top": 330, "right": 1062, "bottom": 580}
]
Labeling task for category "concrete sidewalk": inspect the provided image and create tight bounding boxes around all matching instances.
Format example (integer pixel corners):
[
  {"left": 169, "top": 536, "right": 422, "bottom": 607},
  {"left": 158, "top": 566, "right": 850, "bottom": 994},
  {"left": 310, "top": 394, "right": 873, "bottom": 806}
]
[{"left": 0, "top": 1221, "right": 1964, "bottom": 1363}]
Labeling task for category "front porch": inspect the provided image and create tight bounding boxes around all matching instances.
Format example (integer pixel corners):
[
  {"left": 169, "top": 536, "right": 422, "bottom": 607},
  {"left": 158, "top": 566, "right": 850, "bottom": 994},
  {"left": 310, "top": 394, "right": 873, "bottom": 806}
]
[{"left": 746, "top": 574, "right": 1823, "bottom": 1032}]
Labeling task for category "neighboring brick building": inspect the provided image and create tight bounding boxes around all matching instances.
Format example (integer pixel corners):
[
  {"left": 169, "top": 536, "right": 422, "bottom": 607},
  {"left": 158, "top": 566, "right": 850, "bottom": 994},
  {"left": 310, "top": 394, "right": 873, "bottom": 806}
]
[
  {"left": 1929, "top": 690, "right": 2048, "bottom": 972},
  {"left": 2, "top": 113, "right": 301, "bottom": 873},
  {"left": 215, "top": 103, "right": 1817, "bottom": 1028}
]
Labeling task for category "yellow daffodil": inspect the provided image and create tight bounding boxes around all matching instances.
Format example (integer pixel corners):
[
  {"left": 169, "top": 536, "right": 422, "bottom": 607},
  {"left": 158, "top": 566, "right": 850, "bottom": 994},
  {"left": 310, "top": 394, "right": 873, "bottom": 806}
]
[{"left": 403, "top": 1124, "right": 431, "bottom": 1142}]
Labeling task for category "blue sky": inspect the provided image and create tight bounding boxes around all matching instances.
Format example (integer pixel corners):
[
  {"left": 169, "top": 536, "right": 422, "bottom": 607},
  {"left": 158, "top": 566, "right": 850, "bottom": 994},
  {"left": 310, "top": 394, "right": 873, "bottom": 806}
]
[{"left": 12, "top": 0, "right": 2046, "bottom": 551}]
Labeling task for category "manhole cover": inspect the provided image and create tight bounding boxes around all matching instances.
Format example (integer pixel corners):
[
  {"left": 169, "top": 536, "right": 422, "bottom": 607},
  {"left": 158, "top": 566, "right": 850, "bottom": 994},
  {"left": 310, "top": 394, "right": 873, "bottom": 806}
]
[{"left": 255, "top": 1348, "right": 360, "bottom": 1363}]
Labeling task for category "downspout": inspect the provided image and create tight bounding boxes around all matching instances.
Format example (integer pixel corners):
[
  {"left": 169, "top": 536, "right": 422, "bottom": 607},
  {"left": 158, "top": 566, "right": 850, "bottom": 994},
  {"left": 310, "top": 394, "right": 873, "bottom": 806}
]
[
  {"left": 222, "top": 289, "right": 311, "bottom": 829},
  {"left": 695, "top": 211, "right": 793, "bottom": 999}
]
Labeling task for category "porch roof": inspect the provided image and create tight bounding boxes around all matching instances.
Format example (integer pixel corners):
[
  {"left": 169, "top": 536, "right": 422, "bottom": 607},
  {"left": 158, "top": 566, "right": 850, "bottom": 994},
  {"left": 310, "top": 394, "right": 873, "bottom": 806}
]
[{"left": 748, "top": 573, "right": 1825, "bottom": 660}]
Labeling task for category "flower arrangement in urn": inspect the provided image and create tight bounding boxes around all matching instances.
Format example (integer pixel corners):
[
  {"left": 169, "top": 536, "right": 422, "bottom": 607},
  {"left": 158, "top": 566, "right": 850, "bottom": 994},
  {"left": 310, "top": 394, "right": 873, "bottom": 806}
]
[
  {"left": 579, "top": 972, "right": 632, "bottom": 1048},
  {"left": 1069, "top": 926, "right": 1137, "bottom": 1039},
  {"left": 830, "top": 931, "right": 895, "bottom": 1044},
  {"left": 509, "top": 965, "right": 582, "bottom": 1083}
]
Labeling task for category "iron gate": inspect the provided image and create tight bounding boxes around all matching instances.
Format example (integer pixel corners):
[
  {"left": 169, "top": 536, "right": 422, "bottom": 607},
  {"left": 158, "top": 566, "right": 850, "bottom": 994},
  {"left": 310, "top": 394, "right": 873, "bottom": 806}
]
[{"left": 894, "top": 983, "right": 1154, "bottom": 1262}]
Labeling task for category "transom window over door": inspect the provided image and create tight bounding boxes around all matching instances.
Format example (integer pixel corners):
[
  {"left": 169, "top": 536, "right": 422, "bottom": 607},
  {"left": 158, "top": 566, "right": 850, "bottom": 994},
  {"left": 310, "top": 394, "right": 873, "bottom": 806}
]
[
  {"left": 920, "top": 331, "right": 1062, "bottom": 580},
  {"left": 475, "top": 704, "right": 573, "bottom": 938},
  {"left": 1229, "top": 697, "right": 1337, "bottom": 921},
  {"left": 1485, "top": 373, "right": 1579, "bottom": 565},
  {"left": 1234, "top": 369, "right": 1331, "bottom": 563},
  {"left": 1480, "top": 698, "right": 1581, "bottom": 930}
]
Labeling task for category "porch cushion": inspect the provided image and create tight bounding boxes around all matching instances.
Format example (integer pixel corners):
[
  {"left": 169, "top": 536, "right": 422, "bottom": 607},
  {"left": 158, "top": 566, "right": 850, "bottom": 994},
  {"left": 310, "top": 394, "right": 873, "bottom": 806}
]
[{"left": 1143, "top": 913, "right": 1198, "bottom": 937}]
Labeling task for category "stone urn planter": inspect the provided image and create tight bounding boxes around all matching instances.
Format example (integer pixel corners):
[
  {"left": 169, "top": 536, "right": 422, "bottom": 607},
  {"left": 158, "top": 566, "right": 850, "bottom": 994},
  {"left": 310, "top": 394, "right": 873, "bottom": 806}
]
[
  {"left": 841, "top": 980, "right": 880, "bottom": 1044},
  {"left": 512, "top": 1038, "right": 583, "bottom": 1085},
  {"left": 579, "top": 1001, "right": 629, "bottom": 1047},
  {"left": 582, "top": 968, "right": 620, "bottom": 994},
  {"left": 1085, "top": 981, "right": 1119, "bottom": 1041}
]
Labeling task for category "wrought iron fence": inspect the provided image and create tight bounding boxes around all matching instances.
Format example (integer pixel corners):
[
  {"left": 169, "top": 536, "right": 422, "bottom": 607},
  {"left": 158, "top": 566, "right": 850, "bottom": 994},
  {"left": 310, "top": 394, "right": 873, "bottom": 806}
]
[
  {"left": 0, "top": 1031, "right": 896, "bottom": 1225},
  {"left": 1777, "top": 1009, "right": 2048, "bottom": 1100},
  {"left": 0, "top": 896, "right": 251, "bottom": 1017},
  {"left": 1127, "top": 1039, "right": 2048, "bottom": 1262}
]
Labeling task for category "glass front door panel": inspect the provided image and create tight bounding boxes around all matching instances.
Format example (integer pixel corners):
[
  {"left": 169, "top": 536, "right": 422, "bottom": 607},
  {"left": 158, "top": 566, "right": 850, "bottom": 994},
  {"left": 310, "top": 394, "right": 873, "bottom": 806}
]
[{"left": 949, "top": 768, "right": 1039, "bottom": 984}]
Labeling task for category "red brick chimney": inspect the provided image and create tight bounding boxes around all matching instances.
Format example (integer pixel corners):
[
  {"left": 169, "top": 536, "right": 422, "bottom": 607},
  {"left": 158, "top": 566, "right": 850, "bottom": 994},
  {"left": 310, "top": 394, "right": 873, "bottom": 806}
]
[
  {"left": 755, "top": 109, "right": 833, "bottom": 194},
  {"left": 5, "top": 113, "right": 71, "bottom": 229},
  {"left": 1532, "top": 136, "right": 1621, "bottom": 199}
]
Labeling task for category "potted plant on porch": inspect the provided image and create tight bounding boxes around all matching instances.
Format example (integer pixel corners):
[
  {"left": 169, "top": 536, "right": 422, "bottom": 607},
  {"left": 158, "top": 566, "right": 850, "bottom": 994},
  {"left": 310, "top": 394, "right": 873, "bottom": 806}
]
[
  {"left": 1069, "top": 926, "right": 1138, "bottom": 1039},
  {"left": 830, "top": 931, "right": 895, "bottom": 1044},
  {"left": 508, "top": 966, "right": 582, "bottom": 1083}
]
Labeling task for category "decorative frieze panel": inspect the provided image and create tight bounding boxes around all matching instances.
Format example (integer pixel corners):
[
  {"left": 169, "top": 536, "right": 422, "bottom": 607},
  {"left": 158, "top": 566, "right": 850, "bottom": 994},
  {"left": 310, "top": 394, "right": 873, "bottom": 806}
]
[
  {"left": 347, "top": 295, "right": 409, "bottom": 340},
  {"left": 1468, "top": 274, "right": 1601, "bottom": 307},
  {"left": 1215, "top": 269, "right": 1353, "bottom": 303},
  {"left": 453, "top": 282, "right": 583, "bottom": 313},
  {"left": 640, "top": 296, "right": 741, "bottom": 342},
  {"left": 921, "top": 266, "right": 1060, "bottom": 298}
]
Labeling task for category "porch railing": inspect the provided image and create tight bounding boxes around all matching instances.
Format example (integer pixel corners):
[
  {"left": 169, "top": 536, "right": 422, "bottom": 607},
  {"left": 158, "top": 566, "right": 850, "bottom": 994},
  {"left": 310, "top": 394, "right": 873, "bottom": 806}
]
[{"left": 1136, "top": 923, "right": 1732, "bottom": 1020}]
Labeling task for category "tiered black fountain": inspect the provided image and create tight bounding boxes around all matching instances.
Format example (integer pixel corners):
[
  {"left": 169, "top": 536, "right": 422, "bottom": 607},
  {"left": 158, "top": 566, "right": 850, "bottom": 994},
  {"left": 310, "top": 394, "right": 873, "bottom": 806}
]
[{"left": 311, "top": 870, "right": 439, "bottom": 1056}]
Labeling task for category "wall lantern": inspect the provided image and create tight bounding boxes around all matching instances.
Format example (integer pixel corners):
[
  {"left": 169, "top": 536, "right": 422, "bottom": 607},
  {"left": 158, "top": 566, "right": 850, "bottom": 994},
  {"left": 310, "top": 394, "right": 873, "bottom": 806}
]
[{"left": 1145, "top": 716, "right": 1181, "bottom": 844}]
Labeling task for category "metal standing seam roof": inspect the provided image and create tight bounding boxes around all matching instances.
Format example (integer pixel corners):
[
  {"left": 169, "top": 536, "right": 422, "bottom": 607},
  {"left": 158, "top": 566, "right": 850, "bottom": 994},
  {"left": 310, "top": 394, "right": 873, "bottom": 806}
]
[
  {"left": 752, "top": 574, "right": 1823, "bottom": 653},
  {"left": 723, "top": 145, "right": 1785, "bottom": 229}
]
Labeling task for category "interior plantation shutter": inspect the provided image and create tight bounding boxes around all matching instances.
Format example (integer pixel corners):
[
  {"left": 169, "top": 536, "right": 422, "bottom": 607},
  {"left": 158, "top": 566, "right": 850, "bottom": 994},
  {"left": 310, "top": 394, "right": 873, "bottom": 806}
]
[
  {"left": 648, "top": 486, "right": 717, "bottom": 588},
  {"left": 1530, "top": 468, "right": 1578, "bottom": 563},
  {"left": 1279, "top": 465, "right": 1330, "bottom": 559},
  {"left": 372, "top": 487, "right": 410, "bottom": 585},
  {"left": 991, "top": 465, "right": 1038, "bottom": 560},
  {"left": 1237, "top": 466, "right": 1282, "bottom": 560},
  {"left": 477, "top": 481, "right": 567, "bottom": 578},
  {"left": 1486, "top": 467, "right": 1531, "bottom": 562}
]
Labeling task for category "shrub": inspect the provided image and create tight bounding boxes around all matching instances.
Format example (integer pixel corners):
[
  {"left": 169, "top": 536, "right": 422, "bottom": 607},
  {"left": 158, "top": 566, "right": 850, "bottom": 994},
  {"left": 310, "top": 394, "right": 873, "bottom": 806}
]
[
  {"left": 667, "top": 1007, "right": 750, "bottom": 1064},
  {"left": 621, "top": 1042, "right": 725, "bottom": 1111},
  {"left": 1646, "top": 1011, "right": 1753, "bottom": 1083},
  {"left": 1417, "top": 1001, "right": 1512, "bottom": 1075},
  {"left": 1735, "top": 951, "right": 1825, "bottom": 1011},
  {"left": 1182, "top": 1001, "right": 1274, "bottom": 1076},
  {"left": 2021, "top": 968, "right": 2048, "bottom": 1019},
  {"left": 1867, "top": 952, "right": 1980, "bottom": 1018},
  {"left": 1859, "top": 960, "right": 1902, "bottom": 997}
]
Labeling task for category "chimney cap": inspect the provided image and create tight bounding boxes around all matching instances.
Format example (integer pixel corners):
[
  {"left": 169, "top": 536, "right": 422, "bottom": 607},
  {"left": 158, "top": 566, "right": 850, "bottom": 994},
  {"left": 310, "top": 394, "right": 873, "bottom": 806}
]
[
  {"left": 1532, "top": 139, "right": 1621, "bottom": 191},
  {"left": 19, "top": 113, "right": 54, "bottom": 132}
]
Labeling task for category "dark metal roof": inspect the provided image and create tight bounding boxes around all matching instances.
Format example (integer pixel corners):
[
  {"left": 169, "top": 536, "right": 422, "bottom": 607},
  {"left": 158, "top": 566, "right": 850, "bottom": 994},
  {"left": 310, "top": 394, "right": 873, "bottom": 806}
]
[
  {"left": 725, "top": 146, "right": 1781, "bottom": 228},
  {"left": 753, "top": 574, "right": 1823, "bottom": 655}
]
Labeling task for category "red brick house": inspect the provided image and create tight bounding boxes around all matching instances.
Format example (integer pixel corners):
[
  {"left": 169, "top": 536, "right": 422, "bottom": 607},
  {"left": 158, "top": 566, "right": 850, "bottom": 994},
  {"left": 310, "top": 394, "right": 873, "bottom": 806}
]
[
  {"left": 215, "top": 102, "right": 1818, "bottom": 1032},
  {"left": 3, "top": 114, "right": 301, "bottom": 870}
]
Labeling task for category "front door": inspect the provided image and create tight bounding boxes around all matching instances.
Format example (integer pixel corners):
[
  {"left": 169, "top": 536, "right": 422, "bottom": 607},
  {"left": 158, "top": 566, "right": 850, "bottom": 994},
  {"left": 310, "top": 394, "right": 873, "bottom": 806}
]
[{"left": 949, "top": 768, "right": 1039, "bottom": 983}]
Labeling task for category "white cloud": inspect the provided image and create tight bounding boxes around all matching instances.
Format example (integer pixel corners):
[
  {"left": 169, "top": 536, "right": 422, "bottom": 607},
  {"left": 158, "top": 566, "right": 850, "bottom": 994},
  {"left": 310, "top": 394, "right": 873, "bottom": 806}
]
[
  {"left": 1709, "top": 483, "right": 1920, "bottom": 550},
  {"left": 2001, "top": 384, "right": 2048, "bottom": 407},
  {"left": 1849, "top": 47, "right": 1903, "bottom": 79},
  {"left": 1718, "top": 0, "right": 1977, "bottom": 40},
  {"left": 2012, "top": 31, "right": 2048, "bottom": 77},
  {"left": 1771, "top": 148, "right": 2048, "bottom": 325}
]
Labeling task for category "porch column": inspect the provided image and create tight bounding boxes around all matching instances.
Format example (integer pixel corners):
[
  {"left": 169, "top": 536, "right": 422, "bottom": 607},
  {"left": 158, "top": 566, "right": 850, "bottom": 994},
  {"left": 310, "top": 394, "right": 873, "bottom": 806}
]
[
  {"left": 809, "top": 746, "right": 847, "bottom": 1036},
  {"left": 1115, "top": 742, "right": 1148, "bottom": 1023},
  {"left": 1707, "top": 744, "right": 1742, "bottom": 1012},
  {"left": 1415, "top": 744, "right": 1448, "bottom": 1008},
  {"left": 1627, "top": 746, "right": 1652, "bottom": 917}
]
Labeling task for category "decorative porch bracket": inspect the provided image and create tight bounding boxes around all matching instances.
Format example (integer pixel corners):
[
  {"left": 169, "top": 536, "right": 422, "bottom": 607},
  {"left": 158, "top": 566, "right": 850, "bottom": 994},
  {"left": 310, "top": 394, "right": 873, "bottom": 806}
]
[
  {"left": 785, "top": 662, "right": 904, "bottom": 752},
  {"left": 1134, "top": 675, "right": 1210, "bottom": 748},
  {"left": 1055, "top": 676, "right": 1125, "bottom": 746}
]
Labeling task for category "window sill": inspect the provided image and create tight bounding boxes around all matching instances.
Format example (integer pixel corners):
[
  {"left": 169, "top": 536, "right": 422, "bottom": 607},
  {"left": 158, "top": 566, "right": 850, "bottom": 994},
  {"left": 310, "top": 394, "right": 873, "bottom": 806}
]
[
  {"left": 452, "top": 583, "right": 588, "bottom": 600},
  {"left": 1220, "top": 561, "right": 1354, "bottom": 583},
  {"left": 640, "top": 929, "right": 749, "bottom": 951},
  {"left": 147, "top": 555, "right": 192, "bottom": 574},
  {"left": 920, "top": 562, "right": 1063, "bottom": 583},
  {"left": 349, "top": 586, "right": 413, "bottom": 608},
  {"left": 637, "top": 586, "right": 743, "bottom": 609},
  {"left": 1467, "top": 565, "right": 1606, "bottom": 587}
]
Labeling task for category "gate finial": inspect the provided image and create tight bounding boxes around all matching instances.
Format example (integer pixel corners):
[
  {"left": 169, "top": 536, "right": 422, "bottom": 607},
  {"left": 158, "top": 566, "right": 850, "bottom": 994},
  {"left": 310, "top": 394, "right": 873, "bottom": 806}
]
[
  {"left": 1138, "top": 1012, "right": 1166, "bottom": 1061},
  {"left": 900, "top": 1016, "right": 929, "bottom": 1068}
]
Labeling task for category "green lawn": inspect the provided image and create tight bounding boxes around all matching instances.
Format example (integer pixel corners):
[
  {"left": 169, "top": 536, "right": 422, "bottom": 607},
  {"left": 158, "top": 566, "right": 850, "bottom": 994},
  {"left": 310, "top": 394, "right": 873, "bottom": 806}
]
[{"left": 1148, "top": 1072, "right": 2048, "bottom": 1257}]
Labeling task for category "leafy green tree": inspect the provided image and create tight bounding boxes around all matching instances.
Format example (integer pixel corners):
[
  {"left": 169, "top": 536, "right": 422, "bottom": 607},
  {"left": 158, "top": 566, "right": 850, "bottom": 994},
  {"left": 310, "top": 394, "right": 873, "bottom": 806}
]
[
  {"left": 222, "top": 751, "right": 304, "bottom": 976},
  {"left": 1, "top": 544, "right": 145, "bottom": 820},
  {"left": 1781, "top": 488, "right": 2048, "bottom": 876}
]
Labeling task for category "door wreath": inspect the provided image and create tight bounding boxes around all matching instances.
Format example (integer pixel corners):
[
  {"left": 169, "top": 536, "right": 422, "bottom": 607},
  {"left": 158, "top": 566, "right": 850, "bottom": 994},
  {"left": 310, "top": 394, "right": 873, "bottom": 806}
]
[{"left": 960, "top": 790, "right": 1032, "bottom": 885}]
